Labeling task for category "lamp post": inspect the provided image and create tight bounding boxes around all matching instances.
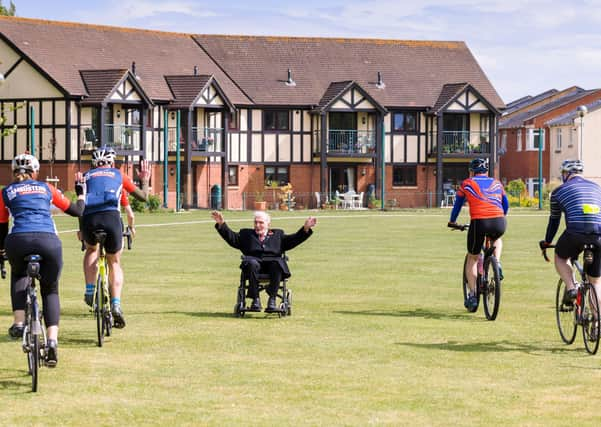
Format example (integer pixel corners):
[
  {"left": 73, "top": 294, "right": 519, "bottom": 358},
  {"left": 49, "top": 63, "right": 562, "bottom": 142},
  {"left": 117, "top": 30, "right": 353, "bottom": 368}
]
[{"left": 577, "top": 105, "right": 588, "bottom": 160}]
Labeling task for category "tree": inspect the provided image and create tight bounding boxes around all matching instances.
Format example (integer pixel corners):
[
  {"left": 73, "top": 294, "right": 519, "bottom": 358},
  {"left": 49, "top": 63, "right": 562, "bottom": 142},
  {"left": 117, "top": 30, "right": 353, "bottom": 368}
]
[{"left": 0, "top": 1, "right": 16, "bottom": 16}]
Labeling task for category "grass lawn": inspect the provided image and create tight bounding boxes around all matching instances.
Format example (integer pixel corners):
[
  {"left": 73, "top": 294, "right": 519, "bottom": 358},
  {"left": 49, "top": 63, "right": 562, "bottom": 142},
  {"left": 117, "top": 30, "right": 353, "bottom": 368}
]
[{"left": 1, "top": 208, "right": 601, "bottom": 426}]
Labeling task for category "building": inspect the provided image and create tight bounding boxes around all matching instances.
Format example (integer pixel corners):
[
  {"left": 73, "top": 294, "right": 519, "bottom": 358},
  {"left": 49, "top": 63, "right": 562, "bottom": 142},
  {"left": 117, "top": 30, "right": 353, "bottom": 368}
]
[
  {"left": 499, "top": 87, "right": 601, "bottom": 196},
  {"left": 0, "top": 16, "right": 504, "bottom": 209}
]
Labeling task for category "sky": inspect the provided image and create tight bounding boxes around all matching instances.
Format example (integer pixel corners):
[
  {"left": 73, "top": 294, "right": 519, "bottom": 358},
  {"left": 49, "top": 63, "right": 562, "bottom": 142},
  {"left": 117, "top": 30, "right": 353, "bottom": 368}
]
[{"left": 8, "top": 0, "right": 601, "bottom": 104}]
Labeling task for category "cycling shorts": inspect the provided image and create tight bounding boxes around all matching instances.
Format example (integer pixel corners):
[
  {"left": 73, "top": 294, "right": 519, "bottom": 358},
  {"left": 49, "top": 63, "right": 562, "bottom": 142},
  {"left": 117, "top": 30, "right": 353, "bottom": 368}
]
[
  {"left": 81, "top": 210, "right": 123, "bottom": 254},
  {"left": 556, "top": 231, "right": 601, "bottom": 278},
  {"left": 467, "top": 217, "right": 506, "bottom": 255}
]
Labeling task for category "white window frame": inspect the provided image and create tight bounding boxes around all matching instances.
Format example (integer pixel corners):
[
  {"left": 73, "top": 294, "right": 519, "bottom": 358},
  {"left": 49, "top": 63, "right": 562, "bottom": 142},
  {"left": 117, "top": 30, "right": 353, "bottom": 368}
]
[
  {"left": 526, "top": 128, "right": 544, "bottom": 151},
  {"left": 501, "top": 132, "right": 507, "bottom": 152},
  {"left": 555, "top": 128, "right": 562, "bottom": 151},
  {"left": 526, "top": 177, "right": 545, "bottom": 198},
  {"left": 517, "top": 129, "right": 522, "bottom": 151}
]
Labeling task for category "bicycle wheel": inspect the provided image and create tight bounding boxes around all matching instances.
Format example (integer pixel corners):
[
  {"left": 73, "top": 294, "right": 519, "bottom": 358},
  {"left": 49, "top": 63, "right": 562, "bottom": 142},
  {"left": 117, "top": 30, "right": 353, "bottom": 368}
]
[
  {"left": 482, "top": 256, "right": 501, "bottom": 320},
  {"left": 31, "top": 332, "right": 39, "bottom": 392},
  {"left": 95, "top": 275, "right": 104, "bottom": 347},
  {"left": 582, "top": 284, "right": 600, "bottom": 355},
  {"left": 555, "top": 279, "right": 577, "bottom": 344}
]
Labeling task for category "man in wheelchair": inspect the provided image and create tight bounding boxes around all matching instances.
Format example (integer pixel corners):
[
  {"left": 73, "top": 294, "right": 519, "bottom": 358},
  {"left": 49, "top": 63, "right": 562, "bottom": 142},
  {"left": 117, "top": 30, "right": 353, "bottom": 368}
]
[{"left": 211, "top": 210, "right": 317, "bottom": 312}]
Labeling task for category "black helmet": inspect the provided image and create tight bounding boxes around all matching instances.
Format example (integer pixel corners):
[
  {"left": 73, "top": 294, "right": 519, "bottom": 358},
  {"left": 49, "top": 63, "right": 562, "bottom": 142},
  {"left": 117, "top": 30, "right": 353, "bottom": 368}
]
[
  {"left": 469, "top": 158, "right": 488, "bottom": 174},
  {"left": 92, "top": 145, "right": 116, "bottom": 167}
]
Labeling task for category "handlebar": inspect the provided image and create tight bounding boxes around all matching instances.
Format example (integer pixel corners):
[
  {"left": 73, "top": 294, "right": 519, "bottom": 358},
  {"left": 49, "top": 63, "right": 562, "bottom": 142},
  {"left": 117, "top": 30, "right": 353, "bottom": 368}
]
[
  {"left": 448, "top": 223, "right": 469, "bottom": 231},
  {"left": 539, "top": 240, "right": 555, "bottom": 262}
]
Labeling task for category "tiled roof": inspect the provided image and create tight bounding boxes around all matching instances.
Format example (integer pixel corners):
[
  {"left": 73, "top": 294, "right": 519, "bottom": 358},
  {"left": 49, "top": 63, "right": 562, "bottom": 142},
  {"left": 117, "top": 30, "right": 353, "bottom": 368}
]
[
  {"left": 192, "top": 35, "right": 505, "bottom": 109},
  {"left": 317, "top": 81, "right": 354, "bottom": 110},
  {"left": 165, "top": 75, "right": 212, "bottom": 109},
  {"left": 0, "top": 17, "right": 505, "bottom": 110},
  {"left": 80, "top": 69, "right": 127, "bottom": 103},
  {"left": 546, "top": 98, "right": 601, "bottom": 126},
  {"left": 499, "top": 89, "right": 598, "bottom": 128},
  {"left": 503, "top": 89, "right": 558, "bottom": 114},
  {"left": 0, "top": 16, "right": 250, "bottom": 104},
  {"left": 431, "top": 83, "right": 469, "bottom": 113}
]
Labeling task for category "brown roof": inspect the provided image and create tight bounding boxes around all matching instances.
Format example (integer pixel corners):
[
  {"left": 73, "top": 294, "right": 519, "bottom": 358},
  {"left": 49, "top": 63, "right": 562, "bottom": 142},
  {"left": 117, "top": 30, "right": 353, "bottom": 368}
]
[
  {"left": 165, "top": 75, "right": 212, "bottom": 109},
  {"left": 0, "top": 16, "right": 504, "bottom": 110},
  {"left": 193, "top": 35, "right": 505, "bottom": 108},
  {"left": 431, "top": 83, "right": 469, "bottom": 113},
  {"left": 0, "top": 16, "right": 250, "bottom": 104},
  {"left": 80, "top": 69, "right": 126, "bottom": 104}
]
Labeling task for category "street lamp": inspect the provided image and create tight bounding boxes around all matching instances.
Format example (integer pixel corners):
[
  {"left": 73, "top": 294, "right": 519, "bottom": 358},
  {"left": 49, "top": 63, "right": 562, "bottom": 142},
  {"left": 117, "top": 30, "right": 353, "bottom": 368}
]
[{"left": 577, "top": 105, "right": 588, "bottom": 160}]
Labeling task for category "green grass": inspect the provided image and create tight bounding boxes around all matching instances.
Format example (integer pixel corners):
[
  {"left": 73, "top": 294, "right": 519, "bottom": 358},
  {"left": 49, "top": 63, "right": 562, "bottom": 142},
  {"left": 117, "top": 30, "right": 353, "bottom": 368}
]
[{"left": 1, "top": 208, "right": 601, "bottom": 426}]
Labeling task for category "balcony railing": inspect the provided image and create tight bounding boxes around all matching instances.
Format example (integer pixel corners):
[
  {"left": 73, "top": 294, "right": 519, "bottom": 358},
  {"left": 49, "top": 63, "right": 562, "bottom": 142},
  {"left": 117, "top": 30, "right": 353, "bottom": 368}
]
[
  {"left": 104, "top": 124, "right": 142, "bottom": 151},
  {"left": 168, "top": 127, "right": 223, "bottom": 153},
  {"left": 434, "top": 131, "right": 491, "bottom": 155},
  {"left": 312, "top": 130, "right": 376, "bottom": 154}
]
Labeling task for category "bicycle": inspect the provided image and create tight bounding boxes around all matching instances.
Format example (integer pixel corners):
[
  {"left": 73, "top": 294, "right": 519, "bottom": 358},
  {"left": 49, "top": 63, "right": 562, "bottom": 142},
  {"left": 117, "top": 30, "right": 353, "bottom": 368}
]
[
  {"left": 83, "top": 226, "right": 132, "bottom": 347},
  {"left": 1, "top": 254, "right": 49, "bottom": 392},
  {"left": 540, "top": 242, "right": 600, "bottom": 355},
  {"left": 449, "top": 223, "right": 502, "bottom": 320}
]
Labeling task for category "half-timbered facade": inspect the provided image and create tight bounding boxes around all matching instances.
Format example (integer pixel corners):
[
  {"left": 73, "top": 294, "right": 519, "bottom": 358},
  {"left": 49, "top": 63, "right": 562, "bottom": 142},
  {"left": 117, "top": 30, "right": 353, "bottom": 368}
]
[{"left": 0, "top": 17, "right": 504, "bottom": 209}]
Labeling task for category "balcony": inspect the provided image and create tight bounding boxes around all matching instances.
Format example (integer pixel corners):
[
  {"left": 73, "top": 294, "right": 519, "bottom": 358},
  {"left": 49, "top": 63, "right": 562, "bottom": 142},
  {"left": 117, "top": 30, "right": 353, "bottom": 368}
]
[
  {"left": 104, "top": 124, "right": 142, "bottom": 152},
  {"left": 168, "top": 127, "right": 224, "bottom": 154},
  {"left": 430, "top": 131, "right": 492, "bottom": 155},
  {"left": 312, "top": 130, "right": 376, "bottom": 155}
]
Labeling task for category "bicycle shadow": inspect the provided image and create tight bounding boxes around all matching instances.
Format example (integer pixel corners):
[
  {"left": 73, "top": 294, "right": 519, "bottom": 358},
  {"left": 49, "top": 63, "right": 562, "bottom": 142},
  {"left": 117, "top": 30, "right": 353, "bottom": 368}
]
[
  {"left": 334, "top": 308, "right": 476, "bottom": 321},
  {"left": 0, "top": 369, "right": 28, "bottom": 394},
  {"left": 397, "top": 340, "right": 575, "bottom": 356}
]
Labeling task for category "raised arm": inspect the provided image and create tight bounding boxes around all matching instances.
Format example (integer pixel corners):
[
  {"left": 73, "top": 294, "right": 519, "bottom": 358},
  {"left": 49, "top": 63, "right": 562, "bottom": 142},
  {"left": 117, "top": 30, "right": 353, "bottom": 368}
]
[
  {"left": 282, "top": 216, "right": 316, "bottom": 251},
  {"left": 211, "top": 210, "right": 241, "bottom": 249},
  {"left": 126, "top": 159, "right": 151, "bottom": 202},
  {"left": 56, "top": 178, "right": 86, "bottom": 217}
]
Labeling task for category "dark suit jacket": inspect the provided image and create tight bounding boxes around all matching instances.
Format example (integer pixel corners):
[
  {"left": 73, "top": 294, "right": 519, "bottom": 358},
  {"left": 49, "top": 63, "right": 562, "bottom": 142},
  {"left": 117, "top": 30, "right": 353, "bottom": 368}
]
[{"left": 215, "top": 222, "right": 313, "bottom": 278}]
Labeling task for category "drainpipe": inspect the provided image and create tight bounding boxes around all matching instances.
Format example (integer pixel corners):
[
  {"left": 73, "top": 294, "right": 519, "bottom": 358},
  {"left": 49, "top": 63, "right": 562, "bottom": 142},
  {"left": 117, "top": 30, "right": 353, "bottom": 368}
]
[
  {"left": 176, "top": 110, "right": 181, "bottom": 212},
  {"left": 30, "top": 105, "right": 35, "bottom": 156},
  {"left": 379, "top": 113, "right": 385, "bottom": 209},
  {"left": 538, "top": 127, "right": 543, "bottom": 210}
]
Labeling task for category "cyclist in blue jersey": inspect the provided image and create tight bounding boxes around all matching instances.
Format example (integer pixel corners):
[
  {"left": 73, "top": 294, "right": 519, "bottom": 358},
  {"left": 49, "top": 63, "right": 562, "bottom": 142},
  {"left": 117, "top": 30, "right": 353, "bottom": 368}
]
[
  {"left": 541, "top": 159, "right": 601, "bottom": 306},
  {"left": 448, "top": 158, "right": 509, "bottom": 312},
  {"left": 0, "top": 154, "right": 85, "bottom": 366},
  {"left": 78, "top": 146, "right": 150, "bottom": 328}
]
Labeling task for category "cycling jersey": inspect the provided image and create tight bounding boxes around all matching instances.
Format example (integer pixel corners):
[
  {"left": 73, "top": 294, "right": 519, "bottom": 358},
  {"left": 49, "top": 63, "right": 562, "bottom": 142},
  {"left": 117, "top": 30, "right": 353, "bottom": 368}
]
[
  {"left": 0, "top": 180, "right": 71, "bottom": 234},
  {"left": 83, "top": 167, "right": 137, "bottom": 216},
  {"left": 545, "top": 175, "right": 601, "bottom": 242},
  {"left": 450, "top": 175, "right": 509, "bottom": 222}
]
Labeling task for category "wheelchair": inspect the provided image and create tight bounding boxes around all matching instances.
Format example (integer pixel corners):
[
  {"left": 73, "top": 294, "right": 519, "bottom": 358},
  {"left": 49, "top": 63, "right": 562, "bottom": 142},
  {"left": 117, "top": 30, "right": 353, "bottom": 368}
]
[{"left": 234, "top": 255, "right": 292, "bottom": 318}]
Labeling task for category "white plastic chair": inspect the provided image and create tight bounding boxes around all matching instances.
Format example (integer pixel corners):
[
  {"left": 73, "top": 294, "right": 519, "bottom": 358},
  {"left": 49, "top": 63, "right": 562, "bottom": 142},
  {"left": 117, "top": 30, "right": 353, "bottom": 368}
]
[{"left": 353, "top": 192, "right": 364, "bottom": 209}]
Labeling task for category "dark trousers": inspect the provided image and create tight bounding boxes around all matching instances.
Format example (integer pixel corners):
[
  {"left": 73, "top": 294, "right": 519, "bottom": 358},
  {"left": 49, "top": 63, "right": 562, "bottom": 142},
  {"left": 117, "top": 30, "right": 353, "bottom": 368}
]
[
  {"left": 242, "top": 258, "right": 282, "bottom": 298},
  {"left": 6, "top": 232, "right": 63, "bottom": 327}
]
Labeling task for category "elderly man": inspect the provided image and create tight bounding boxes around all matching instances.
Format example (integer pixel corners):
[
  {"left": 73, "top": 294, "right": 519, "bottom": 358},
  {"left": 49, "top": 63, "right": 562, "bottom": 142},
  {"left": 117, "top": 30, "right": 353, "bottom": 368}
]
[{"left": 212, "top": 210, "right": 317, "bottom": 312}]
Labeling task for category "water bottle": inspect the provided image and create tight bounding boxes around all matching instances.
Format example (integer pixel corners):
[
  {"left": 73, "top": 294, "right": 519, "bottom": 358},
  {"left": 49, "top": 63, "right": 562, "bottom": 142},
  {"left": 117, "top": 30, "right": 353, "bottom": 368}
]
[{"left": 477, "top": 254, "right": 484, "bottom": 276}]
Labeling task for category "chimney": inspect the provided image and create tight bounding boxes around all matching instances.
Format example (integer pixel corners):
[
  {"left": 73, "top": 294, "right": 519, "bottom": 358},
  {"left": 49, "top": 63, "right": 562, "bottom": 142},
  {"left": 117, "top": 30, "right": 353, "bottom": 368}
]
[
  {"left": 285, "top": 68, "right": 296, "bottom": 87},
  {"left": 131, "top": 61, "right": 136, "bottom": 76},
  {"left": 376, "top": 71, "right": 385, "bottom": 89},
  {"left": 193, "top": 65, "right": 198, "bottom": 76}
]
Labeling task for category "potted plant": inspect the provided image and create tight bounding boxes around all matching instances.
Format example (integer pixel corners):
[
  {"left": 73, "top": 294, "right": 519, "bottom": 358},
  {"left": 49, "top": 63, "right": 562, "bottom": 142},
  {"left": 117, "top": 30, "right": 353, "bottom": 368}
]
[
  {"left": 368, "top": 196, "right": 381, "bottom": 209},
  {"left": 253, "top": 192, "right": 266, "bottom": 211}
]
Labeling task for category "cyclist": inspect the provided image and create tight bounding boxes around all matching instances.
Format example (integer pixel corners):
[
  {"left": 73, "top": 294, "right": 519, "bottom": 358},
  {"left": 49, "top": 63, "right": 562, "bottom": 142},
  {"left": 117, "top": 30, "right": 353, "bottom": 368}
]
[
  {"left": 78, "top": 146, "right": 150, "bottom": 328},
  {"left": 0, "top": 153, "right": 85, "bottom": 367},
  {"left": 541, "top": 159, "right": 601, "bottom": 307},
  {"left": 448, "top": 158, "right": 509, "bottom": 312}
]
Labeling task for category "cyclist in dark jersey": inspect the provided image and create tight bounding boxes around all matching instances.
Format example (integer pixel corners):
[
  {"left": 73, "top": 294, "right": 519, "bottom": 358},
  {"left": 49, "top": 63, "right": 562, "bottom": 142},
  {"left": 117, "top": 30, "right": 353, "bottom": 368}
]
[
  {"left": 448, "top": 158, "right": 509, "bottom": 312},
  {"left": 541, "top": 159, "right": 601, "bottom": 306},
  {"left": 0, "top": 153, "right": 85, "bottom": 367},
  {"left": 78, "top": 146, "right": 149, "bottom": 328}
]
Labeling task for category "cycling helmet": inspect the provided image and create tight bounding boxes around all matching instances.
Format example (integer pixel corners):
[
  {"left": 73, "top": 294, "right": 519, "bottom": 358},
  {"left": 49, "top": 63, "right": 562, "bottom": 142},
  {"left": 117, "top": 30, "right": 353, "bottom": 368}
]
[
  {"left": 559, "top": 159, "right": 584, "bottom": 174},
  {"left": 12, "top": 153, "right": 40, "bottom": 174},
  {"left": 469, "top": 158, "right": 488, "bottom": 174},
  {"left": 92, "top": 146, "right": 116, "bottom": 167}
]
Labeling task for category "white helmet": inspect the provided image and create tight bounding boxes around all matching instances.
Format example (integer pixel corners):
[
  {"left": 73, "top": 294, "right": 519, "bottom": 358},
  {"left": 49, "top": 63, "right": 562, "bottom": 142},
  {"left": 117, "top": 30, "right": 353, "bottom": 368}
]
[
  {"left": 92, "top": 146, "right": 116, "bottom": 167},
  {"left": 12, "top": 153, "right": 40, "bottom": 174},
  {"left": 560, "top": 159, "right": 584, "bottom": 174}
]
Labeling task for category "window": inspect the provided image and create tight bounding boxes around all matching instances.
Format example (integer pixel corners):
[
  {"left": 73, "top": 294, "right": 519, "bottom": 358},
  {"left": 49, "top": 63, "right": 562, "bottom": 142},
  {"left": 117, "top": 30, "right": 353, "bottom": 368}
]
[
  {"left": 527, "top": 128, "right": 544, "bottom": 150},
  {"left": 569, "top": 127, "right": 575, "bottom": 147},
  {"left": 228, "top": 165, "right": 238, "bottom": 186},
  {"left": 393, "top": 112, "right": 417, "bottom": 132},
  {"left": 228, "top": 111, "right": 239, "bottom": 130},
  {"left": 264, "top": 110, "right": 289, "bottom": 131},
  {"left": 555, "top": 128, "right": 562, "bottom": 151},
  {"left": 526, "top": 177, "right": 545, "bottom": 198},
  {"left": 392, "top": 165, "right": 417, "bottom": 186},
  {"left": 265, "top": 166, "right": 289, "bottom": 186},
  {"left": 516, "top": 130, "right": 522, "bottom": 151},
  {"left": 500, "top": 132, "right": 507, "bottom": 153}
]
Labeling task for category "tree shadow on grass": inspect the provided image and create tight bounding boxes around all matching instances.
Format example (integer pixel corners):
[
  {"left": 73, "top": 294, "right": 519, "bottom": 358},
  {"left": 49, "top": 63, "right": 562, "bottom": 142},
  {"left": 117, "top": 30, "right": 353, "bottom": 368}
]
[
  {"left": 0, "top": 369, "right": 28, "bottom": 394},
  {"left": 334, "top": 308, "right": 477, "bottom": 321},
  {"left": 397, "top": 340, "right": 576, "bottom": 356}
]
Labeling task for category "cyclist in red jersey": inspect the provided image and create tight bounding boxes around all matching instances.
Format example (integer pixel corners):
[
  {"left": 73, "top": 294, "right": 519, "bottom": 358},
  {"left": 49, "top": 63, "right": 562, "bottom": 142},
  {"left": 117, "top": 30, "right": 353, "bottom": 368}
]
[{"left": 448, "top": 158, "right": 509, "bottom": 312}]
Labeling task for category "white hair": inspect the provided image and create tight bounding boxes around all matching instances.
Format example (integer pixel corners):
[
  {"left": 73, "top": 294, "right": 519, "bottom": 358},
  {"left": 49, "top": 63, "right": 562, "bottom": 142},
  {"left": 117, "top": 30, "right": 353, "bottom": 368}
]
[{"left": 253, "top": 211, "right": 271, "bottom": 223}]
